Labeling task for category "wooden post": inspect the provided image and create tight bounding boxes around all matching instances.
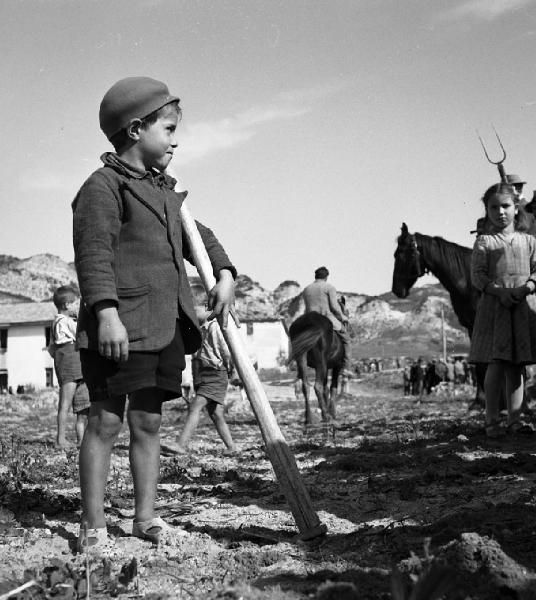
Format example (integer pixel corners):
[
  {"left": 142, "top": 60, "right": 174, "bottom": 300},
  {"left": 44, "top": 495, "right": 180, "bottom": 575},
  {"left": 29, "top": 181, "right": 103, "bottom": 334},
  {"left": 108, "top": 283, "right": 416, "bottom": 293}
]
[
  {"left": 180, "top": 201, "right": 327, "bottom": 540},
  {"left": 441, "top": 306, "right": 447, "bottom": 363}
]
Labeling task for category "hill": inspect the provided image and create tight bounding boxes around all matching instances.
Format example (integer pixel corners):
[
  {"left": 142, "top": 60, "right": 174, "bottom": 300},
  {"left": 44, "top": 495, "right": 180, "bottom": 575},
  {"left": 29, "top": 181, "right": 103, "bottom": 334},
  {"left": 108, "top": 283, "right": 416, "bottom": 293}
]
[{"left": 0, "top": 254, "right": 470, "bottom": 359}]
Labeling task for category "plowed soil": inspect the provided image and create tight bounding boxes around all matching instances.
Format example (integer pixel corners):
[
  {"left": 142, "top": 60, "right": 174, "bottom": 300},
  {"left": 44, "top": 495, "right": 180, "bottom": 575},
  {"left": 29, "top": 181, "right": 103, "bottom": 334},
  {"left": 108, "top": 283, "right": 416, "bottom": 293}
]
[{"left": 1, "top": 371, "right": 536, "bottom": 599}]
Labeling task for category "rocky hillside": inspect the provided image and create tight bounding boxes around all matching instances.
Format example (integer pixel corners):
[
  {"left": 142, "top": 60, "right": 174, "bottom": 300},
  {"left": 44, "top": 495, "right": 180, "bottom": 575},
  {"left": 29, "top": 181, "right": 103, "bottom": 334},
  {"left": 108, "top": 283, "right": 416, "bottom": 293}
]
[
  {"left": 0, "top": 254, "right": 78, "bottom": 303},
  {"left": 0, "top": 254, "right": 470, "bottom": 358}
]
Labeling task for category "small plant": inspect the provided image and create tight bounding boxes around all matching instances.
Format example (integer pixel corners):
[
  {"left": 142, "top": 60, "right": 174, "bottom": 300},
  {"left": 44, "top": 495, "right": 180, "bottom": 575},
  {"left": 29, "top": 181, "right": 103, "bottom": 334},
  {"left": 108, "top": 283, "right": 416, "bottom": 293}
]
[
  {"left": 391, "top": 562, "right": 455, "bottom": 600},
  {"left": 391, "top": 538, "right": 456, "bottom": 600}
]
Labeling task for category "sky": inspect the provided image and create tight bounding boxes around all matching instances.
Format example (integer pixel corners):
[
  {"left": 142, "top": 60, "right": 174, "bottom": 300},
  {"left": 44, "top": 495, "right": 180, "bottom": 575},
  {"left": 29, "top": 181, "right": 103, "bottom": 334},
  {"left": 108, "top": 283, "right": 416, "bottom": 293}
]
[{"left": 3, "top": 0, "right": 536, "bottom": 296}]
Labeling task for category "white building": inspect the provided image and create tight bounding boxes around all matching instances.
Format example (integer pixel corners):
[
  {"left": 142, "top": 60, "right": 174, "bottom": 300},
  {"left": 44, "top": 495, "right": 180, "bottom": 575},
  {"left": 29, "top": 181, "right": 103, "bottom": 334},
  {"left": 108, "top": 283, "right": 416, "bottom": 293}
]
[
  {"left": 0, "top": 302, "right": 57, "bottom": 390},
  {"left": 0, "top": 302, "right": 290, "bottom": 391},
  {"left": 237, "top": 318, "right": 288, "bottom": 370}
]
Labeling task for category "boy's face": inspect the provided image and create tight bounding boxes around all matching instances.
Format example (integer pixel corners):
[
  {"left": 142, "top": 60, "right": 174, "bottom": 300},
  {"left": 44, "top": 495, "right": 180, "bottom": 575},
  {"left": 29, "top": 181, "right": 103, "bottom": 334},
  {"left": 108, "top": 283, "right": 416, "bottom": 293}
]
[
  {"left": 65, "top": 298, "right": 80, "bottom": 317},
  {"left": 137, "top": 107, "right": 178, "bottom": 172},
  {"left": 195, "top": 305, "right": 210, "bottom": 324}
]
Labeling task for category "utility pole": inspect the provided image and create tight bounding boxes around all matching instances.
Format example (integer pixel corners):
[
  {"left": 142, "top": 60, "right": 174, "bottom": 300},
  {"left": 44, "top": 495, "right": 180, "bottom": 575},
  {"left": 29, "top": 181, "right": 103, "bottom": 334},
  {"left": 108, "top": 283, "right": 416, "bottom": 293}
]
[{"left": 441, "top": 306, "right": 447, "bottom": 363}]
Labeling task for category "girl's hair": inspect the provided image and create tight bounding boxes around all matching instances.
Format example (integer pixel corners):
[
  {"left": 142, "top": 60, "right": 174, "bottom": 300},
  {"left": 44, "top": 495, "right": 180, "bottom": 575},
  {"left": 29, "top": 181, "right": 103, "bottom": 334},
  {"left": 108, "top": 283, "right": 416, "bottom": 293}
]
[
  {"left": 481, "top": 183, "right": 533, "bottom": 232},
  {"left": 110, "top": 100, "right": 182, "bottom": 152}
]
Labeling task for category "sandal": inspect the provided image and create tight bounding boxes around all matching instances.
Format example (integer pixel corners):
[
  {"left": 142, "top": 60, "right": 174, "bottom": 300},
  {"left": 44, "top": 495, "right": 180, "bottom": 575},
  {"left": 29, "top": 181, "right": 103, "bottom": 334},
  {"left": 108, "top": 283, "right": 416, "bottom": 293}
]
[
  {"left": 132, "top": 517, "right": 186, "bottom": 545},
  {"left": 77, "top": 526, "right": 113, "bottom": 554}
]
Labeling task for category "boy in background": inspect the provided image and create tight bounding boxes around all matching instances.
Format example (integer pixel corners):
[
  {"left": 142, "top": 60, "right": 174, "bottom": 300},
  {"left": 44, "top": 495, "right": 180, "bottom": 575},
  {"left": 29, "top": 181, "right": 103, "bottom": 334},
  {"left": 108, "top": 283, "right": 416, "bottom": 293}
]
[
  {"left": 174, "top": 305, "right": 236, "bottom": 453},
  {"left": 49, "top": 286, "right": 89, "bottom": 448}
]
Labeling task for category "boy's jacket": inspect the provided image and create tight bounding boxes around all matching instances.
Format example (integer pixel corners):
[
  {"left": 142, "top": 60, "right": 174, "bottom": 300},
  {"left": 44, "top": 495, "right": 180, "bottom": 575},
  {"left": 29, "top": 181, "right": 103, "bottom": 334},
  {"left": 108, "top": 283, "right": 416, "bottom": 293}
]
[{"left": 72, "top": 153, "right": 236, "bottom": 354}]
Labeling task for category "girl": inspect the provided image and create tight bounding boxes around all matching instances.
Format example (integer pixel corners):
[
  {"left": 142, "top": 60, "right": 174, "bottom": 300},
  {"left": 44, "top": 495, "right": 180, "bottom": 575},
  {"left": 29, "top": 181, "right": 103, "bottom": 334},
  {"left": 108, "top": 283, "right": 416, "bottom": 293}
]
[{"left": 470, "top": 183, "right": 536, "bottom": 438}]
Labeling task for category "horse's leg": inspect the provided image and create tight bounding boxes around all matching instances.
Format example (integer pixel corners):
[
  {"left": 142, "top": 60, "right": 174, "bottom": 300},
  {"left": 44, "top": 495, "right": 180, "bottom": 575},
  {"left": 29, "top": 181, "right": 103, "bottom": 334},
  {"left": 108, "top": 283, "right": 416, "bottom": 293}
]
[
  {"left": 313, "top": 355, "right": 329, "bottom": 422},
  {"left": 297, "top": 354, "right": 312, "bottom": 426},
  {"left": 329, "top": 366, "right": 341, "bottom": 420}
]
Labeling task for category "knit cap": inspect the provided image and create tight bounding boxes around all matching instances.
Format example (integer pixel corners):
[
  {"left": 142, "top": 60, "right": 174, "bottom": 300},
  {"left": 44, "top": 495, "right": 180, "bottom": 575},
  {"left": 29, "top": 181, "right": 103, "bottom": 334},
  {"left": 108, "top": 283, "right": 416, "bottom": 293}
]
[{"left": 99, "top": 76, "right": 180, "bottom": 140}]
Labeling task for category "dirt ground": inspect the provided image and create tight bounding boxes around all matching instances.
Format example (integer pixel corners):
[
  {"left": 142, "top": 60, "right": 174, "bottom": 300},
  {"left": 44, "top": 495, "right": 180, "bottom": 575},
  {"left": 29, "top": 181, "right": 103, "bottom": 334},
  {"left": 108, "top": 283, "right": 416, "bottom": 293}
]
[{"left": 1, "top": 371, "right": 536, "bottom": 599}]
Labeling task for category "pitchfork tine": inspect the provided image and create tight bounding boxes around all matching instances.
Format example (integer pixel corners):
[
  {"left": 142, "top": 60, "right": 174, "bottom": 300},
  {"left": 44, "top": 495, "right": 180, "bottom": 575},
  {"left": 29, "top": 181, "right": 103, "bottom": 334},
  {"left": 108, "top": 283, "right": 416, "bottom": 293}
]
[{"left": 476, "top": 125, "right": 507, "bottom": 182}]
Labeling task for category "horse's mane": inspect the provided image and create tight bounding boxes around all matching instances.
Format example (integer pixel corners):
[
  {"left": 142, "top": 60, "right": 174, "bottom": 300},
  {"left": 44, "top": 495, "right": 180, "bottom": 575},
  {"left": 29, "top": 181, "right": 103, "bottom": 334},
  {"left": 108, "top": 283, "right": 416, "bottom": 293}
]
[{"left": 416, "top": 234, "right": 472, "bottom": 285}]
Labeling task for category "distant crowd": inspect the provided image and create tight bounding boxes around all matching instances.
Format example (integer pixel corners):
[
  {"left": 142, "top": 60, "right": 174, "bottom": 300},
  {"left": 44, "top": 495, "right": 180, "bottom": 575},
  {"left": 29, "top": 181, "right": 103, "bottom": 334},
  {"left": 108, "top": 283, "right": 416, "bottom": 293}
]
[{"left": 402, "top": 356, "right": 474, "bottom": 397}]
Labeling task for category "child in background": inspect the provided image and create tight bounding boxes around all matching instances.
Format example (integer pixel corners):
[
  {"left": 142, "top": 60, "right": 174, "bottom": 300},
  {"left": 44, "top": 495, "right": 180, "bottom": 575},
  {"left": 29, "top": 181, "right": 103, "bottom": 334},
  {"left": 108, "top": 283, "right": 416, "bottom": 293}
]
[
  {"left": 469, "top": 183, "right": 536, "bottom": 437},
  {"left": 174, "top": 306, "right": 236, "bottom": 453},
  {"left": 73, "top": 76, "right": 236, "bottom": 551},
  {"left": 49, "top": 286, "right": 90, "bottom": 448}
]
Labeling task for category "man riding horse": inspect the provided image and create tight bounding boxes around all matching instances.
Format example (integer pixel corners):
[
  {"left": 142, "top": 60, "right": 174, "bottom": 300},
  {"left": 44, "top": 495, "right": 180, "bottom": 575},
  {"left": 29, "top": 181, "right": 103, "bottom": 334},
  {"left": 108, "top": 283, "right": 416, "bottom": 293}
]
[{"left": 302, "top": 266, "right": 351, "bottom": 374}]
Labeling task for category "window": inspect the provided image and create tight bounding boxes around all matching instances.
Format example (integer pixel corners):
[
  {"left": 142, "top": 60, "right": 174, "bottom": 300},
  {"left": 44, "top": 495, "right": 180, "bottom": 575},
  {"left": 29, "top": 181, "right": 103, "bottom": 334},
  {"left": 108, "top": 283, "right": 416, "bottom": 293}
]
[
  {"left": 0, "top": 370, "right": 7, "bottom": 391},
  {"left": 0, "top": 329, "right": 7, "bottom": 351},
  {"left": 45, "top": 326, "right": 51, "bottom": 347},
  {"left": 45, "top": 368, "right": 54, "bottom": 388}
]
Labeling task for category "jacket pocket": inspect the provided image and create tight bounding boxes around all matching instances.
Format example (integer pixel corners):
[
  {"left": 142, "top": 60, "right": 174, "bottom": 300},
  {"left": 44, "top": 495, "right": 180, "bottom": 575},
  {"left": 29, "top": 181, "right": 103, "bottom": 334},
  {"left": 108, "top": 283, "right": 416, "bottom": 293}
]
[{"left": 117, "top": 284, "right": 150, "bottom": 341}]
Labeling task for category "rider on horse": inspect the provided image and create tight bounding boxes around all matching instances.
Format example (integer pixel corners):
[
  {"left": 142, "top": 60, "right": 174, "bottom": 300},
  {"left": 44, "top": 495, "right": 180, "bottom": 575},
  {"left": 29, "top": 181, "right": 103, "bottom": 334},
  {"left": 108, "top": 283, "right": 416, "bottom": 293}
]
[{"left": 302, "top": 266, "right": 351, "bottom": 373}]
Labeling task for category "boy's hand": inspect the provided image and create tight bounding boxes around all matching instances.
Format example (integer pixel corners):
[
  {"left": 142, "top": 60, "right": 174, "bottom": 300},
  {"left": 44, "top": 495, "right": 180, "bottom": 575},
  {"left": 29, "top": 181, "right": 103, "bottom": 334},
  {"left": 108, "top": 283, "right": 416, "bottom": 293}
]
[
  {"left": 95, "top": 302, "right": 129, "bottom": 362},
  {"left": 207, "top": 269, "right": 239, "bottom": 329}
]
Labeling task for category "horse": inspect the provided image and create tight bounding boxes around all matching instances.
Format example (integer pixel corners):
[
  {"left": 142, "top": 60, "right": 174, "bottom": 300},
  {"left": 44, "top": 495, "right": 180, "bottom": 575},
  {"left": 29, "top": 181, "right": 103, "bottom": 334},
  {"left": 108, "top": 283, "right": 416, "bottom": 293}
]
[
  {"left": 392, "top": 223, "right": 478, "bottom": 332},
  {"left": 391, "top": 223, "right": 486, "bottom": 404},
  {"left": 288, "top": 312, "right": 344, "bottom": 425}
]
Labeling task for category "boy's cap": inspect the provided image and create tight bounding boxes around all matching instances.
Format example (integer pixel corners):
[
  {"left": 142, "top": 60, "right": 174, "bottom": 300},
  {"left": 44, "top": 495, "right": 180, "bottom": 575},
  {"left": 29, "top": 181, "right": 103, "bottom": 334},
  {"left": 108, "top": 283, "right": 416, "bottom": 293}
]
[
  {"left": 506, "top": 174, "right": 526, "bottom": 185},
  {"left": 99, "top": 76, "right": 180, "bottom": 140}
]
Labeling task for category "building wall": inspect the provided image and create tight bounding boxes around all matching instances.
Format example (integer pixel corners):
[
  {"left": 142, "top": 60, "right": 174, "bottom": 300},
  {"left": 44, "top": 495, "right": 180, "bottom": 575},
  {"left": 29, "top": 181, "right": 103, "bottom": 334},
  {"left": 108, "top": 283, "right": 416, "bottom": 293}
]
[
  {"left": 237, "top": 321, "right": 288, "bottom": 370},
  {"left": 6, "top": 325, "right": 55, "bottom": 389}
]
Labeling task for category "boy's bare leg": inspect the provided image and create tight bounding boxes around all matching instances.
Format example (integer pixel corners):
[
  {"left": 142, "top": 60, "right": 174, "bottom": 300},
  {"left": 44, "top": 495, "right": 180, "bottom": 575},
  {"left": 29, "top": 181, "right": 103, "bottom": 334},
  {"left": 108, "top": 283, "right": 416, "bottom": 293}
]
[
  {"left": 128, "top": 388, "right": 165, "bottom": 524},
  {"left": 79, "top": 397, "right": 126, "bottom": 528},
  {"left": 75, "top": 410, "right": 89, "bottom": 446},
  {"left": 175, "top": 395, "right": 208, "bottom": 451},
  {"left": 207, "top": 401, "right": 236, "bottom": 450},
  {"left": 56, "top": 382, "right": 77, "bottom": 448}
]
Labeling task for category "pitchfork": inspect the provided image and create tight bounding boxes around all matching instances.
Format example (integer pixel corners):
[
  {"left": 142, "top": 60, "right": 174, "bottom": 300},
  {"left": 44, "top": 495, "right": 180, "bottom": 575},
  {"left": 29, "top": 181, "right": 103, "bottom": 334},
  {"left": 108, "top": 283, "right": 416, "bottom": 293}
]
[{"left": 477, "top": 125, "right": 507, "bottom": 183}]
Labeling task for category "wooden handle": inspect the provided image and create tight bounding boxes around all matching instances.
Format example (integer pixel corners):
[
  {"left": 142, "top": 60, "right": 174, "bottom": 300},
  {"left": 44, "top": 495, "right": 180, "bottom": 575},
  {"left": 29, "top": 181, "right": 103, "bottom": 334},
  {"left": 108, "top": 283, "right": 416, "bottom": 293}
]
[{"left": 180, "top": 201, "right": 327, "bottom": 539}]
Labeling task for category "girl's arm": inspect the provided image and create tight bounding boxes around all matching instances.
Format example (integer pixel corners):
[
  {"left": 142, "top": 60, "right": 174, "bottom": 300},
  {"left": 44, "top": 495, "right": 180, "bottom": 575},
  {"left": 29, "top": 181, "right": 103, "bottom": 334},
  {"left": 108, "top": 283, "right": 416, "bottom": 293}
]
[
  {"left": 528, "top": 236, "right": 536, "bottom": 291},
  {"left": 471, "top": 237, "right": 493, "bottom": 292},
  {"left": 513, "top": 236, "right": 536, "bottom": 300}
]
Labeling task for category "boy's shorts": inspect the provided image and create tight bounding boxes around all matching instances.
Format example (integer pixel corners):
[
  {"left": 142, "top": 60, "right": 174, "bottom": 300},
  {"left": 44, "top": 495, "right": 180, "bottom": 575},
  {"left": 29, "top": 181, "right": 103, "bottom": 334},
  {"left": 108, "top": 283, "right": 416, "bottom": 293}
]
[
  {"left": 72, "top": 382, "right": 90, "bottom": 414},
  {"left": 194, "top": 364, "right": 229, "bottom": 405},
  {"left": 54, "top": 343, "right": 83, "bottom": 385},
  {"left": 80, "top": 320, "right": 185, "bottom": 402}
]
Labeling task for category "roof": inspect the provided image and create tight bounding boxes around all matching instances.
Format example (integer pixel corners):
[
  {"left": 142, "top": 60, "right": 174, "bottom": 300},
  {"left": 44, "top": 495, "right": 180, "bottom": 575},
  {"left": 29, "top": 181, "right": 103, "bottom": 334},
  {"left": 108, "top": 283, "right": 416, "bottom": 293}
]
[
  {"left": 240, "top": 317, "right": 283, "bottom": 323},
  {"left": 0, "top": 302, "right": 56, "bottom": 326}
]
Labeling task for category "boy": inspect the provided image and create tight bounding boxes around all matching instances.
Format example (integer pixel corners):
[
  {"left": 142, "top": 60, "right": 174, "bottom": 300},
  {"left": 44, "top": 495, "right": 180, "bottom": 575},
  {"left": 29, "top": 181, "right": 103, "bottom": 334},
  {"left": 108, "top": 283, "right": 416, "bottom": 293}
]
[
  {"left": 174, "top": 305, "right": 236, "bottom": 453},
  {"left": 73, "top": 76, "right": 237, "bottom": 551},
  {"left": 49, "top": 286, "right": 90, "bottom": 448}
]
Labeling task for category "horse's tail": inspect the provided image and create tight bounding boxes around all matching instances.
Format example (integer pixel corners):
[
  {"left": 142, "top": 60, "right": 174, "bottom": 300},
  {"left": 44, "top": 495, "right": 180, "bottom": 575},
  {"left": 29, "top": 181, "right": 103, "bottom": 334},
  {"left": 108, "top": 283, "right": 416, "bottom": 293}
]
[{"left": 287, "top": 328, "right": 324, "bottom": 364}]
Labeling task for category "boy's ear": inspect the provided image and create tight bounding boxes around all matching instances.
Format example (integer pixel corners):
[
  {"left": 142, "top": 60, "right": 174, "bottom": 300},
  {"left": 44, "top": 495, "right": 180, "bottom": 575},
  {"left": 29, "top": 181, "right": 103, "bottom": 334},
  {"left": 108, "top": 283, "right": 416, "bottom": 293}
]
[{"left": 126, "top": 118, "right": 143, "bottom": 141}]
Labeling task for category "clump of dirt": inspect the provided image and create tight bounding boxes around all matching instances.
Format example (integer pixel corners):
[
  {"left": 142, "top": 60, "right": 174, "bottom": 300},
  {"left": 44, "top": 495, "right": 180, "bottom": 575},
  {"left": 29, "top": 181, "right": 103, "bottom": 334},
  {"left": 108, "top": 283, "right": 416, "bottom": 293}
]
[
  {"left": 442, "top": 533, "right": 536, "bottom": 598},
  {"left": 398, "top": 532, "right": 536, "bottom": 599}
]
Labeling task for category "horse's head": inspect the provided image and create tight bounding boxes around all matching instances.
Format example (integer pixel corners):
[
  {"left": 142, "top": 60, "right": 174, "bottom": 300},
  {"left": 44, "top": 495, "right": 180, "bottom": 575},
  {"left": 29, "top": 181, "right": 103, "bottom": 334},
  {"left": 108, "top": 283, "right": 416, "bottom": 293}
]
[{"left": 392, "top": 223, "right": 426, "bottom": 298}]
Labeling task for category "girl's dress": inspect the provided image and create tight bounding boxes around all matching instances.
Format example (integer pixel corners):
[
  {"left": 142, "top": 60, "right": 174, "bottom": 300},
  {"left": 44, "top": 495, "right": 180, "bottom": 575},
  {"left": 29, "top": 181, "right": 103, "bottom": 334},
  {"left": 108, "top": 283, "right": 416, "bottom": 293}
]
[{"left": 469, "top": 231, "right": 536, "bottom": 364}]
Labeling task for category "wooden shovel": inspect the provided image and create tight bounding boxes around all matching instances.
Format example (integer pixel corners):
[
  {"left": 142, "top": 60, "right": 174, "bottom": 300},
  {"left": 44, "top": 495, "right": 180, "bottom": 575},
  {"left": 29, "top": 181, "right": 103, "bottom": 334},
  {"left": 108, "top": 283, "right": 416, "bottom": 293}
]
[{"left": 180, "top": 201, "right": 327, "bottom": 540}]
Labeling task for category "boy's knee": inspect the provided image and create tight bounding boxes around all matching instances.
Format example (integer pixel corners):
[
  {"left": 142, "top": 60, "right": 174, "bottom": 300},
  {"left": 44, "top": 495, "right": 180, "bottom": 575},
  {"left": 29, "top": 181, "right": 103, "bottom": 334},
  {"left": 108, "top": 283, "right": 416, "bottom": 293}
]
[
  {"left": 129, "top": 411, "right": 162, "bottom": 436},
  {"left": 88, "top": 413, "right": 122, "bottom": 440},
  {"left": 208, "top": 402, "right": 224, "bottom": 418},
  {"left": 191, "top": 396, "right": 208, "bottom": 411}
]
